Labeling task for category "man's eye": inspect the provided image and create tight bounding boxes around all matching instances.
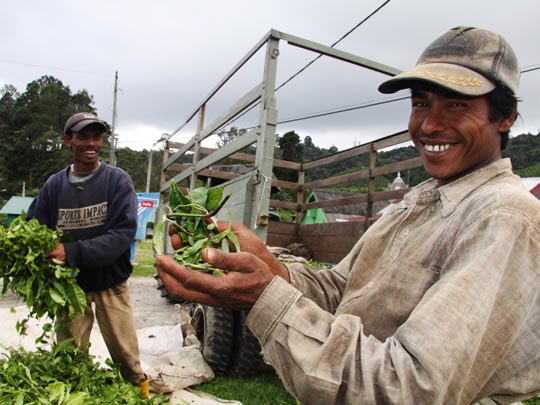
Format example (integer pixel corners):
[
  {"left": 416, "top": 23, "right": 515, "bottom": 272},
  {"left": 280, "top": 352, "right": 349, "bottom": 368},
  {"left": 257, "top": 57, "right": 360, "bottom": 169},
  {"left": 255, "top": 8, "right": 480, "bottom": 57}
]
[{"left": 411, "top": 100, "right": 427, "bottom": 107}]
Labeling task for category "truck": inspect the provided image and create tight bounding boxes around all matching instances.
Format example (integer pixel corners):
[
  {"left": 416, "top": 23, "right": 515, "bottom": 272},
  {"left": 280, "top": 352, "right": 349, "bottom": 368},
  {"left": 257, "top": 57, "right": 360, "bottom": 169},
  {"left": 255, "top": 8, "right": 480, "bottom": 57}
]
[{"left": 155, "top": 29, "right": 422, "bottom": 376}]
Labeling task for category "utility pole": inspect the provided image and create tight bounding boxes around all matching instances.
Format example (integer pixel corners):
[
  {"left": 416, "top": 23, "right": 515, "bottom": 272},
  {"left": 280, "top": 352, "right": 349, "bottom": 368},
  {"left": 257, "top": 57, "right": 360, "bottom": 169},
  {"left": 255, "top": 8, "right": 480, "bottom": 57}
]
[
  {"left": 109, "top": 71, "right": 118, "bottom": 166},
  {"left": 145, "top": 150, "right": 153, "bottom": 193}
]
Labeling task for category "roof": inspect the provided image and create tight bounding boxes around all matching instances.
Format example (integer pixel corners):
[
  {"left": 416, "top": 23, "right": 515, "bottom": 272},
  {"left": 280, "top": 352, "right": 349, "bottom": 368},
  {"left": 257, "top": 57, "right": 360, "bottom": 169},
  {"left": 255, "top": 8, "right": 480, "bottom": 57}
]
[
  {"left": 530, "top": 184, "right": 540, "bottom": 199},
  {"left": 521, "top": 177, "right": 540, "bottom": 200},
  {"left": 0, "top": 196, "right": 34, "bottom": 215}
]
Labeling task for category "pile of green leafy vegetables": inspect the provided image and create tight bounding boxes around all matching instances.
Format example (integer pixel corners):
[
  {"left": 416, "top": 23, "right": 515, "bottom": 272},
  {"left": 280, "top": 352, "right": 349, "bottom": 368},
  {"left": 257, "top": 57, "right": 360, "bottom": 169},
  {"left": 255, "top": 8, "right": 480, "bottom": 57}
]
[
  {"left": 0, "top": 340, "right": 160, "bottom": 404},
  {"left": 0, "top": 216, "right": 167, "bottom": 403},
  {"left": 154, "top": 181, "right": 239, "bottom": 276}
]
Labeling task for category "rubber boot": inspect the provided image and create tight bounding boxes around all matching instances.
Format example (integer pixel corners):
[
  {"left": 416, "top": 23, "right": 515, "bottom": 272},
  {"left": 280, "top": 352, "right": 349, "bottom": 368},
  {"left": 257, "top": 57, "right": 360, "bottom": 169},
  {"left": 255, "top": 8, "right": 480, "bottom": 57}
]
[{"left": 137, "top": 378, "right": 150, "bottom": 398}]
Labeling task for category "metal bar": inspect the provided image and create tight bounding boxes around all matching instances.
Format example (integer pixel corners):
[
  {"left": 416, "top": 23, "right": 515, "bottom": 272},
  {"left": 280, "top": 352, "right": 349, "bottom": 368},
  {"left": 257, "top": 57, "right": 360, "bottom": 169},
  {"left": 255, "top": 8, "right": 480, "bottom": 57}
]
[
  {"left": 166, "top": 30, "right": 274, "bottom": 139},
  {"left": 192, "top": 129, "right": 258, "bottom": 173},
  {"left": 250, "top": 35, "right": 280, "bottom": 238},
  {"left": 198, "top": 83, "right": 263, "bottom": 141},
  {"left": 275, "top": 31, "right": 402, "bottom": 77}
]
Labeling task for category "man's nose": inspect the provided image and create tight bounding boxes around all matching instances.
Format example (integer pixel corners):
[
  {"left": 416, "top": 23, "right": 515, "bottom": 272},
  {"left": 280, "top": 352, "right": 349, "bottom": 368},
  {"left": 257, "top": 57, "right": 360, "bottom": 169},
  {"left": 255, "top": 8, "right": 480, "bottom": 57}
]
[{"left": 421, "top": 105, "right": 446, "bottom": 134}]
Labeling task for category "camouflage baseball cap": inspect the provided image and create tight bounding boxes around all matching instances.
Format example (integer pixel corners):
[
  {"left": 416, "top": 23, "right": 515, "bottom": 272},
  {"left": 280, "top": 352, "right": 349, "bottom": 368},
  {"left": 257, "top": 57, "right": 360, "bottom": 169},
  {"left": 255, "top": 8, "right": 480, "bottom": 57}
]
[
  {"left": 64, "top": 112, "right": 107, "bottom": 135},
  {"left": 378, "top": 26, "right": 520, "bottom": 96}
]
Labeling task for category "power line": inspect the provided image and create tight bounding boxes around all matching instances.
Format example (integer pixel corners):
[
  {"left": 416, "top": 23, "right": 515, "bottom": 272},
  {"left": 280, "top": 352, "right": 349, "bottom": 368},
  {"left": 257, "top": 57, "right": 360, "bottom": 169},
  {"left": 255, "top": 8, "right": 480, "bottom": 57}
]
[
  {"left": 232, "top": 64, "right": 540, "bottom": 133},
  {"left": 0, "top": 57, "right": 110, "bottom": 77},
  {"left": 276, "top": 0, "right": 391, "bottom": 92},
  {"left": 521, "top": 65, "right": 540, "bottom": 74},
  {"left": 277, "top": 96, "right": 409, "bottom": 125},
  {"left": 225, "top": 0, "right": 392, "bottom": 131}
]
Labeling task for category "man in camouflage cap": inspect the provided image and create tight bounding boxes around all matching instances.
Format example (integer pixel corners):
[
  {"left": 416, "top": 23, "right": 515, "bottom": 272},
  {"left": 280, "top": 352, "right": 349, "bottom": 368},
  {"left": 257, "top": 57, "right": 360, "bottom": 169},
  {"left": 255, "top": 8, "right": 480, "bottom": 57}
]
[{"left": 157, "top": 27, "right": 540, "bottom": 404}]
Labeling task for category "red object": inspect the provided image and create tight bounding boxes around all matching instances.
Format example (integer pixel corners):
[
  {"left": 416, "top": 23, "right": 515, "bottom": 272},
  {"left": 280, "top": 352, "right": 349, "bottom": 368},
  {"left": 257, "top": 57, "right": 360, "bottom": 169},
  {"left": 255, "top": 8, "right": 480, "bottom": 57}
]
[{"left": 141, "top": 200, "right": 154, "bottom": 208}]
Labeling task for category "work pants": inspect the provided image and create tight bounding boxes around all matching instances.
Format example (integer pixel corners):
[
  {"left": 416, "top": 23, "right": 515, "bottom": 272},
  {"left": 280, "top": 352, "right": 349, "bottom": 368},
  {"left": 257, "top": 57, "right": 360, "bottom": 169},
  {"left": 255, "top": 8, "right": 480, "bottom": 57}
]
[{"left": 57, "top": 280, "right": 146, "bottom": 384}]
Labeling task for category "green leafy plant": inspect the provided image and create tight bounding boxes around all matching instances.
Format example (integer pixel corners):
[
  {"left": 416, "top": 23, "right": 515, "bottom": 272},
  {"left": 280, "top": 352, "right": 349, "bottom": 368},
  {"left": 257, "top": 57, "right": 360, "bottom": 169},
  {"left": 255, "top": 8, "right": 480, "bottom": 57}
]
[
  {"left": 0, "top": 216, "right": 86, "bottom": 342},
  {"left": 0, "top": 217, "right": 169, "bottom": 403},
  {"left": 0, "top": 340, "right": 166, "bottom": 404},
  {"left": 155, "top": 181, "right": 239, "bottom": 275}
]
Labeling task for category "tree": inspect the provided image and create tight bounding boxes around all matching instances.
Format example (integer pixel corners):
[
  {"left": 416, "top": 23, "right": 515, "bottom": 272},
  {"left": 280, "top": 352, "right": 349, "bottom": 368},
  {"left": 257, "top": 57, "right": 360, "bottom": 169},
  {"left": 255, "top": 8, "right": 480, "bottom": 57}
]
[
  {"left": 275, "top": 131, "right": 302, "bottom": 182},
  {"left": 216, "top": 126, "right": 247, "bottom": 148},
  {"left": 0, "top": 76, "right": 99, "bottom": 194}
]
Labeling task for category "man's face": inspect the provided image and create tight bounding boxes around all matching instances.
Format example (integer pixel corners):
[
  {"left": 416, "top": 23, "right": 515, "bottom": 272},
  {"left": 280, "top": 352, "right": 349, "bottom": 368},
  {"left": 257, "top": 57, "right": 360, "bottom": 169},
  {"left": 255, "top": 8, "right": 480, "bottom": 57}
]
[
  {"left": 64, "top": 125, "right": 104, "bottom": 172},
  {"left": 408, "top": 88, "right": 514, "bottom": 187}
]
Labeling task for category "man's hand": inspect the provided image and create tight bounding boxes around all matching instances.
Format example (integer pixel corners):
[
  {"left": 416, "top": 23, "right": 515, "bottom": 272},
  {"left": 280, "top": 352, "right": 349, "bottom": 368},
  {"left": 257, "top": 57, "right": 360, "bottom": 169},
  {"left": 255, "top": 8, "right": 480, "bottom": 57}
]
[
  {"left": 46, "top": 242, "right": 66, "bottom": 265},
  {"left": 157, "top": 220, "right": 290, "bottom": 309}
]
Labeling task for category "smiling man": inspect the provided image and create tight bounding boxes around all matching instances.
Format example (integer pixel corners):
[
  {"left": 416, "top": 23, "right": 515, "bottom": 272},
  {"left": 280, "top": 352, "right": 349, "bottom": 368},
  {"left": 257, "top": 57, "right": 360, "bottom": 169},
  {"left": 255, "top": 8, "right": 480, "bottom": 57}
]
[
  {"left": 156, "top": 27, "right": 540, "bottom": 404},
  {"left": 27, "top": 112, "right": 150, "bottom": 397}
]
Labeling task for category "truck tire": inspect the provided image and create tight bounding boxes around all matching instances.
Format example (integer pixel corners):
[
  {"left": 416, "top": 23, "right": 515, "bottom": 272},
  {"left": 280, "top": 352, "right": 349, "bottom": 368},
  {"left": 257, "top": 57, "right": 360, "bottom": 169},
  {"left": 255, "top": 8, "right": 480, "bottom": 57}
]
[
  {"left": 227, "top": 310, "right": 272, "bottom": 376},
  {"left": 190, "top": 304, "right": 235, "bottom": 376}
]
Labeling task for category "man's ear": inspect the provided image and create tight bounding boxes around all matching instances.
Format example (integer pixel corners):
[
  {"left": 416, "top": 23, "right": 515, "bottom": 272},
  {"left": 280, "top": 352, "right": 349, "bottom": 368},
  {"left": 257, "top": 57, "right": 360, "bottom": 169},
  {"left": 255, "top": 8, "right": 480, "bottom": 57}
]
[
  {"left": 498, "top": 112, "right": 517, "bottom": 133},
  {"left": 63, "top": 134, "right": 72, "bottom": 147}
]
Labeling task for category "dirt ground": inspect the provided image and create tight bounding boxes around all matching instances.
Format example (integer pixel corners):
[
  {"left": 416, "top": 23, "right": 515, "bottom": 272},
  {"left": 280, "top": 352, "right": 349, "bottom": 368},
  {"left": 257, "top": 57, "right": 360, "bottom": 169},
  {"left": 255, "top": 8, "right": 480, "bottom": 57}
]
[
  {"left": 0, "top": 276, "right": 183, "bottom": 338},
  {"left": 128, "top": 276, "right": 183, "bottom": 329}
]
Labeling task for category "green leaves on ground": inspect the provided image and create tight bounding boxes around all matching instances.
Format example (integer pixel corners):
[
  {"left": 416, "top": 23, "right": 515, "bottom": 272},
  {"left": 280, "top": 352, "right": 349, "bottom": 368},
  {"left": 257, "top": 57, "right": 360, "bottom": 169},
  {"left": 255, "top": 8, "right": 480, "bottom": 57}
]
[
  {"left": 158, "top": 181, "right": 239, "bottom": 275},
  {"left": 0, "top": 340, "right": 166, "bottom": 404},
  {"left": 0, "top": 216, "right": 86, "bottom": 342}
]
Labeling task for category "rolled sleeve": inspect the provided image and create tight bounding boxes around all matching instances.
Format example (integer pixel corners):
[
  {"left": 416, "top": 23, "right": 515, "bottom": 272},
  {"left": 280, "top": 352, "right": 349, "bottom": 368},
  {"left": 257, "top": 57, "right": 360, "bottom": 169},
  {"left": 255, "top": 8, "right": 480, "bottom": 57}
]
[{"left": 246, "top": 276, "right": 302, "bottom": 345}]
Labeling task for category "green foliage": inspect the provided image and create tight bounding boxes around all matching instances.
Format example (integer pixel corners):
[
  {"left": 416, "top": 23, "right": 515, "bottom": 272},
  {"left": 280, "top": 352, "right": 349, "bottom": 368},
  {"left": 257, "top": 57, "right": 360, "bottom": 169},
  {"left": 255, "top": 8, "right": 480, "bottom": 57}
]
[
  {"left": 0, "top": 340, "right": 166, "bottom": 404},
  {"left": 275, "top": 131, "right": 303, "bottom": 182},
  {"left": 516, "top": 163, "right": 540, "bottom": 178},
  {"left": 0, "top": 217, "right": 86, "bottom": 342},
  {"left": 504, "top": 133, "right": 540, "bottom": 171},
  {"left": 157, "top": 181, "right": 239, "bottom": 275},
  {"left": 116, "top": 148, "right": 162, "bottom": 193},
  {"left": 131, "top": 241, "right": 156, "bottom": 277},
  {"left": 0, "top": 76, "right": 98, "bottom": 194}
]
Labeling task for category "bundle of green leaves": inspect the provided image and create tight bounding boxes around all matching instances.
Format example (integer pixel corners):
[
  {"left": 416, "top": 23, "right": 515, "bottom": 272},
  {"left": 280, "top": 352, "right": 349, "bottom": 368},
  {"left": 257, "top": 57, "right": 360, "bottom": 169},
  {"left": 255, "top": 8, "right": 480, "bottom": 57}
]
[
  {"left": 157, "top": 181, "right": 240, "bottom": 275},
  {"left": 0, "top": 340, "right": 166, "bottom": 404},
  {"left": 0, "top": 217, "right": 87, "bottom": 341}
]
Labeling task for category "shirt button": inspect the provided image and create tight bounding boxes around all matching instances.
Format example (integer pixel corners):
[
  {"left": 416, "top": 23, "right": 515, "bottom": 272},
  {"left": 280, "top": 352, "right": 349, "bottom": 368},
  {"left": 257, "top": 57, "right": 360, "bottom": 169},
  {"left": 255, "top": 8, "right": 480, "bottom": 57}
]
[{"left": 402, "top": 229, "right": 409, "bottom": 236}]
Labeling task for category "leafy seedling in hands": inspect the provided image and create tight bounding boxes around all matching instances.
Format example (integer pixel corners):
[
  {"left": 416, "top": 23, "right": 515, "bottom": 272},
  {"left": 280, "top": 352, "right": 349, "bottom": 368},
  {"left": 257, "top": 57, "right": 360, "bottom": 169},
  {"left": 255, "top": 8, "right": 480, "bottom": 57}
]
[{"left": 157, "top": 181, "right": 239, "bottom": 275}]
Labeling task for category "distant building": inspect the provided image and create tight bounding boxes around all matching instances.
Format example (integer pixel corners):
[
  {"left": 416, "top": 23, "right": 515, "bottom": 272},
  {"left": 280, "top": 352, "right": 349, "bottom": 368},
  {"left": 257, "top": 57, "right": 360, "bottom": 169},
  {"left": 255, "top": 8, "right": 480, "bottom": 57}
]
[
  {"left": 388, "top": 172, "right": 407, "bottom": 191},
  {"left": 0, "top": 196, "right": 34, "bottom": 226}
]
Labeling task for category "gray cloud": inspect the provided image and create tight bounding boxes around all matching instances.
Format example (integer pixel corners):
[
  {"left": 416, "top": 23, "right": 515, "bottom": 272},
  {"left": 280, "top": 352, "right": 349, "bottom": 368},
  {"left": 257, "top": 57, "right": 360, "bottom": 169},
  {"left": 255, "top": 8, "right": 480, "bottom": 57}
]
[{"left": 1, "top": 0, "right": 538, "bottom": 151}]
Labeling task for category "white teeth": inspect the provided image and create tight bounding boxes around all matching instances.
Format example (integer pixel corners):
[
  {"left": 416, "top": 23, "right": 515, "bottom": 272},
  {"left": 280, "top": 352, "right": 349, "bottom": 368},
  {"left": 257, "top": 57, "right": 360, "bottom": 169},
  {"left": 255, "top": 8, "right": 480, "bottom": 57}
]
[{"left": 425, "top": 144, "right": 451, "bottom": 153}]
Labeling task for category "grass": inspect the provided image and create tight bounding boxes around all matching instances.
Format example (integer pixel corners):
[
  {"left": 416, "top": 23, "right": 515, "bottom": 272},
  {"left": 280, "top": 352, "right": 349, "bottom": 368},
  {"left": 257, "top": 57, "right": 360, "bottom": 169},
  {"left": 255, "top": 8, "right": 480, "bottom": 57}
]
[
  {"left": 194, "top": 373, "right": 298, "bottom": 405},
  {"left": 132, "top": 240, "right": 157, "bottom": 277}
]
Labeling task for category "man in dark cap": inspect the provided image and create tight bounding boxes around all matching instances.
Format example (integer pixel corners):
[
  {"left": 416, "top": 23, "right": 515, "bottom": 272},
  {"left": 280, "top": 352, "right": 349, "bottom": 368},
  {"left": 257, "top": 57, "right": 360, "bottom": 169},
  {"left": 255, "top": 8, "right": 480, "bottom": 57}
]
[
  {"left": 156, "top": 27, "right": 540, "bottom": 404},
  {"left": 27, "top": 112, "right": 149, "bottom": 397}
]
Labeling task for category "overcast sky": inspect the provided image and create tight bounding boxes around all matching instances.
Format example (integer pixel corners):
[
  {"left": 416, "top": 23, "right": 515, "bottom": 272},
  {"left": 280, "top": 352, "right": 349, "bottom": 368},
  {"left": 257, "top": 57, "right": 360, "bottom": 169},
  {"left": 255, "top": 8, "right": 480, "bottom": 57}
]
[{"left": 2, "top": 0, "right": 539, "bottom": 152}]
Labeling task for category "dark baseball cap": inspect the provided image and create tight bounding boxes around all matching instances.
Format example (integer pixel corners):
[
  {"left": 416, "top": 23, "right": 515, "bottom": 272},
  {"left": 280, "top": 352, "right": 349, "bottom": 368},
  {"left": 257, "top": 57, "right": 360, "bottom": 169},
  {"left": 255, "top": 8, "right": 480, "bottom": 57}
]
[
  {"left": 64, "top": 112, "right": 107, "bottom": 135},
  {"left": 378, "top": 26, "right": 520, "bottom": 96}
]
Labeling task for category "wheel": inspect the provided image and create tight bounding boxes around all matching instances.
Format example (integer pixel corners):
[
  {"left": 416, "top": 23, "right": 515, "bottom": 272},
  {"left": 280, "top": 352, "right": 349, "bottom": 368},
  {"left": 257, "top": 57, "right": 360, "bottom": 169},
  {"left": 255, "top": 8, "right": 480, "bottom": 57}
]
[
  {"left": 190, "top": 304, "right": 235, "bottom": 375},
  {"left": 227, "top": 310, "right": 272, "bottom": 376}
]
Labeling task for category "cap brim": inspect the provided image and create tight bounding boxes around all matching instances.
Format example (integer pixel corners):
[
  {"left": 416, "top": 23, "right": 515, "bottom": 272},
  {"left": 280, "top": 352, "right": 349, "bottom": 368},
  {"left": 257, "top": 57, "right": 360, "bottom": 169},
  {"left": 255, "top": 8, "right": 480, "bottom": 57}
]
[
  {"left": 70, "top": 119, "right": 107, "bottom": 133},
  {"left": 378, "top": 62, "right": 495, "bottom": 96}
]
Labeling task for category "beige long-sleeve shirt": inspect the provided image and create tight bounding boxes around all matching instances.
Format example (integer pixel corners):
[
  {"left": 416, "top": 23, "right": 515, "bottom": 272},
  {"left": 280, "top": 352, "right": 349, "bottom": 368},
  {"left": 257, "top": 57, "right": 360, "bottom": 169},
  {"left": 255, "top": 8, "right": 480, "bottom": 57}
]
[{"left": 247, "top": 159, "right": 540, "bottom": 404}]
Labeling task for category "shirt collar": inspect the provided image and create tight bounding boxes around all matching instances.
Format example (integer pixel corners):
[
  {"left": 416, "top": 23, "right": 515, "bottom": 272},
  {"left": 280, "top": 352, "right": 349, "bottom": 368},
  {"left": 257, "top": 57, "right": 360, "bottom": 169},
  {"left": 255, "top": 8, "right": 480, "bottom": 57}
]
[{"left": 403, "top": 159, "right": 514, "bottom": 217}]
